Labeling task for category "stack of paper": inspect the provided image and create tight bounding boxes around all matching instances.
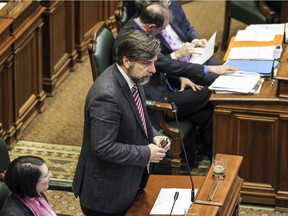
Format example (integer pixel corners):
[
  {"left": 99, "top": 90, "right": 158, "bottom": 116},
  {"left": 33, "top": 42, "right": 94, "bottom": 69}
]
[{"left": 209, "top": 72, "right": 263, "bottom": 94}]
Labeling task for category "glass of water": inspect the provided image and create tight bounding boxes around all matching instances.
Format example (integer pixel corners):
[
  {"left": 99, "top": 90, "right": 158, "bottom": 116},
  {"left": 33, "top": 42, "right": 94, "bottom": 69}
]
[{"left": 212, "top": 156, "right": 227, "bottom": 180}]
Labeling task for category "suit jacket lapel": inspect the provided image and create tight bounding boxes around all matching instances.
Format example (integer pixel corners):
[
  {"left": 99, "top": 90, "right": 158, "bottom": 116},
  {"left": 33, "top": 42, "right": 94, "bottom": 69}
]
[{"left": 112, "top": 65, "right": 149, "bottom": 139}]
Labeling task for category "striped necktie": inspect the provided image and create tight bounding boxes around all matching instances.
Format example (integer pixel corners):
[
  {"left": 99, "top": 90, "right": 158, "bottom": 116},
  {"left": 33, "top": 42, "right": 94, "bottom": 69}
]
[{"left": 131, "top": 84, "right": 148, "bottom": 136}]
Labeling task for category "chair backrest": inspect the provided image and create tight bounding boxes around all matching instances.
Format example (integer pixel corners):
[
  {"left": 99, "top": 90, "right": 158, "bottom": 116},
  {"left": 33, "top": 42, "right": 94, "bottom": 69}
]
[
  {"left": 88, "top": 21, "right": 115, "bottom": 82},
  {"left": 0, "top": 182, "right": 10, "bottom": 210},
  {"left": 0, "top": 138, "right": 10, "bottom": 181}
]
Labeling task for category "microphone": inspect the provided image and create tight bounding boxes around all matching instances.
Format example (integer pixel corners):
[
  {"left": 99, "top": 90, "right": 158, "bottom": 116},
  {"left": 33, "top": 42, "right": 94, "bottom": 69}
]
[
  {"left": 171, "top": 102, "right": 195, "bottom": 202},
  {"left": 169, "top": 191, "right": 179, "bottom": 216}
]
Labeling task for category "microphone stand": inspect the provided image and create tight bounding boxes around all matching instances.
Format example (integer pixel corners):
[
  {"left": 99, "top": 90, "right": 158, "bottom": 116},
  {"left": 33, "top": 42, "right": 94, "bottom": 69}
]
[{"left": 171, "top": 102, "right": 195, "bottom": 202}]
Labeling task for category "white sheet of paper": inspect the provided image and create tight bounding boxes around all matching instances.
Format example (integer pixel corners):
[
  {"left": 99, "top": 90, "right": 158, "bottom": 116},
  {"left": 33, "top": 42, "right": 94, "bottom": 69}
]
[
  {"left": 245, "top": 24, "right": 285, "bottom": 35},
  {"left": 150, "top": 188, "right": 198, "bottom": 215},
  {"left": 234, "top": 30, "right": 275, "bottom": 42},
  {"left": 228, "top": 46, "right": 278, "bottom": 60},
  {"left": 0, "top": 3, "right": 7, "bottom": 10},
  {"left": 189, "top": 32, "right": 216, "bottom": 64},
  {"left": 209, "top": 72, "right": 260, "bottom": 94}
]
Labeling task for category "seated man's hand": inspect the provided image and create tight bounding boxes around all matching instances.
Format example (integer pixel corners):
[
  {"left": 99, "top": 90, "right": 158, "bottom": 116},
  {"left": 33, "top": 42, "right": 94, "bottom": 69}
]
[
  {"left": 174, "top": 42, "right": 200, "bottom": 59},
  {"left": 192, "top": 38, "right": 207, "bottom": 47},
  {"left": 180, "top": 77, "right": 203, "bottom": 92},
  {"left": 208, "top": 65, "right": 238, "bottom": 75}
]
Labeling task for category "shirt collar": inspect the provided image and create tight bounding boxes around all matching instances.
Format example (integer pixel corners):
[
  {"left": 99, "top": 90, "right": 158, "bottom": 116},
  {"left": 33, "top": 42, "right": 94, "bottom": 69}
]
[{"left": 116, "top": 64, "right": 135, "bottom": 90}]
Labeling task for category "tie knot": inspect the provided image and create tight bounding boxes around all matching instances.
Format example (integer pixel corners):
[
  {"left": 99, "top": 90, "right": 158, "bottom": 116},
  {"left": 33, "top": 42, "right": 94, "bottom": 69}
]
[{"left": 132, "top": 84, "right": 138, "bottom": 93}]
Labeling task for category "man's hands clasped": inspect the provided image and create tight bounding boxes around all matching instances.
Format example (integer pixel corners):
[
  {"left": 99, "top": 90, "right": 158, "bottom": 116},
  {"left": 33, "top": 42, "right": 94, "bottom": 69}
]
[{"left": 148, "top": 136, "right": 171, "bottom": 163}]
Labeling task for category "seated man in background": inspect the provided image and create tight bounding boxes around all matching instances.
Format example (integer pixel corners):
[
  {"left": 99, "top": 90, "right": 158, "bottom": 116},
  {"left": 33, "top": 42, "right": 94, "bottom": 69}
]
[
  {"left": 135, "top": 0, "right": 221, "bottom": 87},
  {"left": 0, "top": 156, "right": 56, "bottom": 216},
  {"left": 113, "top": 2, "right": 237, "bottom": 162}
]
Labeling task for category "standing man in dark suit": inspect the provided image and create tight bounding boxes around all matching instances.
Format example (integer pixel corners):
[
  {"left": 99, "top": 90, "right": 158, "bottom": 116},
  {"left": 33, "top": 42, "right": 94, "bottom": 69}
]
[
  {"left": 73, "top": 31, "right": 170, "bottom": 216},
  {"left": 113, "top": 2, "right": 237, "bottom": 160}
]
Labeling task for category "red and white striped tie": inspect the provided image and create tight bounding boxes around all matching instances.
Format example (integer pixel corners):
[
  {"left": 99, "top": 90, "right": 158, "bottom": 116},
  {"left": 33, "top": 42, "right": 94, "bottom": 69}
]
[{"left": 131, "top": 84, "right": 148, "bottom": 137}]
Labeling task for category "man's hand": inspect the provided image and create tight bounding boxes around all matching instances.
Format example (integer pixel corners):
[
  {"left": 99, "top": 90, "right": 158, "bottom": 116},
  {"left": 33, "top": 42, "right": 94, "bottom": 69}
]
[
  {"left": 179, "top": 77, "right": 203, "bottom": 91},
  {"left": 174, "top": 42, "right": 200, "bottom": 59},
  {"left": 153, "top": 136, "right": 171, "bottom": 152},
  {"left": 207, "top": 65, "right": 238, "bottom": 75},
  {"left": 148, "top": 144, "right": 166, "bottom": 163},
  {"left": 192, "top": 39, "right": 207, "bottom": 47}
]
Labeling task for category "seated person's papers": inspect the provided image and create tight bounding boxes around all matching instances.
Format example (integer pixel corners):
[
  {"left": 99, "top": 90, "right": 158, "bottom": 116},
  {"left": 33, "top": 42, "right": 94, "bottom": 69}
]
[
  {"left": 189, "top": 32, "right": 216, "bottom": 64},
  {"left": 209, "top": 72, "right": 261, "bottom": 94},
  {"left": 150, "top": 188, "right": 198, "bottom": 215}
]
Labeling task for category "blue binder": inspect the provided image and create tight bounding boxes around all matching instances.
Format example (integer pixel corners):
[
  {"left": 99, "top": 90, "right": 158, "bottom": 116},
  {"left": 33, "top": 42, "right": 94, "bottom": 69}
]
[{"left": 225, "top": 60, "right": 279, "bottom": 77}]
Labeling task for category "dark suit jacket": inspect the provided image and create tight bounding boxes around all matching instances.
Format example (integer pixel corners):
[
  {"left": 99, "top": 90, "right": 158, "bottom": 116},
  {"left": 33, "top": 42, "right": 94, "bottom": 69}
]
[
  {"left": 113, "top": 18, "right": 205, "bottom": 103},
  {"left": 73, "top": 64, "right": 154, "bottom": 214},
  {"left": 156, "top": 1, "right": 220, "bottom": 69},
  {"left": 157, "top": 1, "right": 200, "bottom": 56}
]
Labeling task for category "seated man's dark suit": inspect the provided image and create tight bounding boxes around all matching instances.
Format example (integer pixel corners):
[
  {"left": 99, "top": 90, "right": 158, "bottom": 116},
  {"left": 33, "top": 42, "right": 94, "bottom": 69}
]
[
  {"left": 113, "top": 18, "right": 213, "bottom": 159},
  {"left": 156, "top": 1, "right": 220, "bottom": 87}
]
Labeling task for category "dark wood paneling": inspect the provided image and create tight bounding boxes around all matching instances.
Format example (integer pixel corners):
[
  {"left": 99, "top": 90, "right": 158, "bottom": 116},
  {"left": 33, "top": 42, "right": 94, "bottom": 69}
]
[
  {"left": 75, "top": 1, "right": 118, "bottom": 61},
  {"left": 41, "top": 1, "right": 77, "bottom": 96},
  {"left": 0, "top": 18, "right": 15, "bottom": 147},
  {"left": 0, "top": 1, "right": 46, "bottom": 147}
]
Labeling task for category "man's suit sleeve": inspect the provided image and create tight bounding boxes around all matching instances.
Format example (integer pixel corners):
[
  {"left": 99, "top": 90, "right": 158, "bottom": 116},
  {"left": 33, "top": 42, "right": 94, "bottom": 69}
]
[{"left": 155, "top": 53, "right": 205, "bottom": 81}]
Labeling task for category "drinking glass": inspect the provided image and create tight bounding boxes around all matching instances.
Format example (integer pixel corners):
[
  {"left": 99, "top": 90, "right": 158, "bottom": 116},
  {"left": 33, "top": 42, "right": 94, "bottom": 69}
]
[{"left": 212, "top": 156, "right": 227, "bottom": 180}]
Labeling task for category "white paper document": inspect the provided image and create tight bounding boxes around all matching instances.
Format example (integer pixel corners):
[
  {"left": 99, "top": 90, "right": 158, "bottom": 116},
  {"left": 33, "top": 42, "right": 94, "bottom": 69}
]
[
  {"left": 245, "top": 24, "right": 285, "bottom": 35},
  {"left": 234, "top": 30, "right": 275, "bottom": 42},
  {"left": 150, "top": 188, "right": 198, "bottom": 215},
  {"left": 228, "top": 46, "right": 280, "bottom": 60},
  {"left": 209, "top": 72, "right": 261, "bottom": 94},
  {"left": 189, "top": 32, "right": 216, "bottom": 64}
]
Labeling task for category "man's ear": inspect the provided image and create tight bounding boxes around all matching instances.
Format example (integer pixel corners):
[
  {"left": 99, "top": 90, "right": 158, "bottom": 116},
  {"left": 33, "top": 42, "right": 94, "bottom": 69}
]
[
  {"left": 123, "top": 56, "right": 130, "bottom": 69},
  {"left": 147, "top": 24, "right": 157, "bottom": 31}
]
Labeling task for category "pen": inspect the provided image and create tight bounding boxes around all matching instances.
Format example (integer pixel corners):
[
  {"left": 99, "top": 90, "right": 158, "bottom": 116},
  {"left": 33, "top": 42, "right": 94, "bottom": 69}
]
[{"left": 270, "top": 58, "right": 275, "bottom": 87}]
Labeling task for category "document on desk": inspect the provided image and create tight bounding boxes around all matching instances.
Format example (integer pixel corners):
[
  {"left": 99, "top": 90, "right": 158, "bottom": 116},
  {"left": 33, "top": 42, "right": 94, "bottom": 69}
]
[
  {"left": 209, "top": 72, "right": 261, "bottom": 94},
  {"left": 234, "top": 30, "right": 275, "bottom": 42},
  {"left": 189, "top": 32, "right": 216, "bottom": 64},
  {"left": 228, "top": 46, "right": 281, "bottom": 60},
  {"left": 150, "top": 188, "right": 198, "bottom": 215}
]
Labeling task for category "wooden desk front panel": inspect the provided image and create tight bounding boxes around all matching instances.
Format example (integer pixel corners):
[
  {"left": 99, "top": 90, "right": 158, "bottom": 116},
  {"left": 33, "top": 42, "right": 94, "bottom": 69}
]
[
  {"left": 0, "top": 18, "right": 15, "bottom": 147},
  {"left": 9, "top": 2, "right": 46, "bottom": 144},
  {"left": 41, "top": 1, "right": 77, "bottom": 96},
  {"left": 212, "top": 98, "right": 288, "bottom": 208},
  {"left": 74, "top": 1, "right": 118, "bottom": 61}
]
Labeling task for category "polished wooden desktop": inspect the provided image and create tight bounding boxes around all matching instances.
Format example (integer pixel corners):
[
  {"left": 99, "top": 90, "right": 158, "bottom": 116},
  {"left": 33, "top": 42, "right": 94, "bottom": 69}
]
[
  {"left": 125, "top": 175, "right": 218, "bottom": 216},
  {"left": 126, "top": 154, "right": 243, "bottom": 216},
  {"left": 210, "top": 45, "right": 288, "bottom": 210}
]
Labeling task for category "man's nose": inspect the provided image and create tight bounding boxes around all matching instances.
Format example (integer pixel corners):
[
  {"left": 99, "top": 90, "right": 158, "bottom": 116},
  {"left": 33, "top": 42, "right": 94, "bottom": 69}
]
[{"left": 149, "top": 64, "right": 156, "bottom": 74}]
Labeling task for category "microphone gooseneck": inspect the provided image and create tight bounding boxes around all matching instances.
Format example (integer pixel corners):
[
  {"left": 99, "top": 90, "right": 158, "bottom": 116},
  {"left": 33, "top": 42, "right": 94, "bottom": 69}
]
[
  {"left": 171, "top": 102, "right": 195, "bottom": 202},
  {"left": 169, "top": 191, "right": 179, "bottom": 216}
]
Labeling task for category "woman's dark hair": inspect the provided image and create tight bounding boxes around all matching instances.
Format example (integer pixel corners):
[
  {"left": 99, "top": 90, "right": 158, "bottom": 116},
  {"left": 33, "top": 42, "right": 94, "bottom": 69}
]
[{"left": 4, "top": 156, "right": 45, "bottom": 198}]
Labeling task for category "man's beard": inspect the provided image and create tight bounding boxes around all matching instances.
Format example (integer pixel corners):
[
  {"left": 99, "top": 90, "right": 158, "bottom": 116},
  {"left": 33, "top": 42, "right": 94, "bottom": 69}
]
[{"left": 127, "top": 65, "right": 150, "bottom": 85}]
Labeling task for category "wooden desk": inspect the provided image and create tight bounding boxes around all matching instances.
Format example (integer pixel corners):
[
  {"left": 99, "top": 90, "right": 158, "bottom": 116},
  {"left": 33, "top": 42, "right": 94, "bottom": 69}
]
[
  {"left": 210, "top": 45, "right": 288, "bottom": 210},
  {"left": 125, "top": 175, "right": 219, "bottom": 216}
]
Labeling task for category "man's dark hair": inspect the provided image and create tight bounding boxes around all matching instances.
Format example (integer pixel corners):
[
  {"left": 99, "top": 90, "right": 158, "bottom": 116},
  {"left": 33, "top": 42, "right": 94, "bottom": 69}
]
[
  {"left": 139, "top": 2, "right": 171, "bottom": 28},
  {"left": 4, "top": 156, "right": 45, "bottom": 198},
  {"left": 115, "top": 30, "right": 161, "bottom": 65}
]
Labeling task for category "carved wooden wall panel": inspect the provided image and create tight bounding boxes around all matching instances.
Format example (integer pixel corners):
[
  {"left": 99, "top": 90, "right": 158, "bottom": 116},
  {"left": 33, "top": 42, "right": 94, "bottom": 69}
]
[
  {"left": 41, "top": 1, "right": 77, "bottom": 96},
  {"left": 0, "top": 18, "right": 15, "bottom": 147}
]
